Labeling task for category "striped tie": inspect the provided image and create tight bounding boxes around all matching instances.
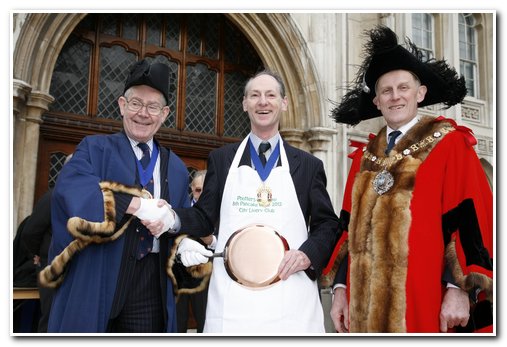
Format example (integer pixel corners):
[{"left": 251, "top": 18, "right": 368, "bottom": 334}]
[{"left": 136, "top": 142, "right": 154, "bottom": 260}]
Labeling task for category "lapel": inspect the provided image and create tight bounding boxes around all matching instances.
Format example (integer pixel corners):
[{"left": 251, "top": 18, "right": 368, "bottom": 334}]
[
  {"left": 284, "top": 142, "right": 300, "bottom": 177},
  {"left": 113, "top": 132, "right": 138, "bottom": 185},
  {"left": 238, "top": 142, "right": 250, "bottom": 167},
  {"left": 158, "top": 141, "right": 169, "bottom": 200}
]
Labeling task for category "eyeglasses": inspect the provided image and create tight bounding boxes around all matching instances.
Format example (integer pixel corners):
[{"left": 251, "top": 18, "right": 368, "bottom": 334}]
[{"left": 124, "top": 98, "right": 164, "bottom": 116}]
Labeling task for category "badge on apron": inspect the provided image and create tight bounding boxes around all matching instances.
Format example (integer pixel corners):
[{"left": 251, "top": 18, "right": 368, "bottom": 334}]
[
  {"left": 249, "top": 138, "right": 280, "bottom": 208},
  {"left": 256, "top": 184, "right": 273, "bottom": 207}
]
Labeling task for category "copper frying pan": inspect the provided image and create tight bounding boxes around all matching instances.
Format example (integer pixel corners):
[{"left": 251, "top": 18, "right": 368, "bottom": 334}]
[{"left": 211, "top": 224, "right": 289, "bottom": 289}]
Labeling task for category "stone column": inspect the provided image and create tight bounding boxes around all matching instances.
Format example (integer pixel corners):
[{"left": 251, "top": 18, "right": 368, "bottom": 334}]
[
  {"left": 279, "top": 128, "right": 305, "bottom": 149},
  {"left": 306, "top": 126, "right": 339, "bottom": 208},
  {"left": 13, "top": 80, "right": 54, "bottom": 230},
  {"left": 306, "top": 127, "right": 336, "bottom": 159}
]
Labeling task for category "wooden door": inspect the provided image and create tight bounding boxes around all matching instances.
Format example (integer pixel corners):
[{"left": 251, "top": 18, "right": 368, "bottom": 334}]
[{"left": 34, "top": 138, "right": 76, "bottom": 204}]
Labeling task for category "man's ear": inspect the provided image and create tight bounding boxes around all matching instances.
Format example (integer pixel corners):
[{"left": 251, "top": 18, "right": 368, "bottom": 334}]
[
  {"left": 242, "top": 97, "right": 247, "bottom": 112},
  {"left": 118, "top": 96, "right": 127, "bottom": 116},
  {"left": 417, "top": 85, "right": 428, "bottom": 103},
  {"left": 160, "top": 105, "right": 170, "bottom": 123},
  {"left": 281, "top": 96, "right": 288, "bottom": 111},
  {"left": 373, "top": 96, "right": 380, "bottom": 110}
]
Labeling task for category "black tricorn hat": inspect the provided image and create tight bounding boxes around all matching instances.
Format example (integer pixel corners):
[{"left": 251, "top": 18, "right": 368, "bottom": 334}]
[
  {"left": 123, "top": 59, "right": 170, "bottom": 104},
  {"left": 331, "top": 26, "right": 467, "bottom": 125}
]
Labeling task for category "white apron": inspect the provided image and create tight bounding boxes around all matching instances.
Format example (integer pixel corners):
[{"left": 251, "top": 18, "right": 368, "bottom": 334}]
[{"left": 203, "top": 136, "right": 324, "bottom": 333}]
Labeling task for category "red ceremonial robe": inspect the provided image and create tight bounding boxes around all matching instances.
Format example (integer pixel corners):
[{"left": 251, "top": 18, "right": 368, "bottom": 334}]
[{"left": 323, "top": 116, "right": 493, "bottom": 333}]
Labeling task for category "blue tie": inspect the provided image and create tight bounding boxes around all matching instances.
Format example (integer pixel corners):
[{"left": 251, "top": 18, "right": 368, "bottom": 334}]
[
  {"left": 385, "top": 130, "right": 402, "bottom": 155},
  {"left": 137, "top": 142, "right": 154, "bottom": 260},
  {"left": 138, "top": 142, "right": 154, "bottom": 194}
]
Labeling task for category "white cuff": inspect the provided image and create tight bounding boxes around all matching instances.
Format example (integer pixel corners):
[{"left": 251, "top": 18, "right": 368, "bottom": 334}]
[
  {"left": 208, "top": 235, "right": 217, "bottom": 250},
  {"left": 332, "top": 283, "right": 347, "bottom": 292},
  {"left": 170, "top": 212, "right": 181, "bottom": 234}
]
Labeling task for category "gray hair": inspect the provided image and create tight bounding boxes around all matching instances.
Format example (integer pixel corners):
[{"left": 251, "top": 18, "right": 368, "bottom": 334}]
[{"left": 243, "top": 69, "right": 286, "bottom": 98}]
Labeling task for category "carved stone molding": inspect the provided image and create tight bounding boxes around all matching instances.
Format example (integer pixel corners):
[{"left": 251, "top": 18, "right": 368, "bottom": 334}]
[
  {"left": 305, "top": 127, "right": 337, "bottom": 154},
  {"left": 25, "top": 91, "right": 55, "bottom": 124},
  {"left": 12, "top": 79, "right": 32, "bottom": 117},
  {"left": 280, "top": 128, "right": 305, "bottom": 148}
]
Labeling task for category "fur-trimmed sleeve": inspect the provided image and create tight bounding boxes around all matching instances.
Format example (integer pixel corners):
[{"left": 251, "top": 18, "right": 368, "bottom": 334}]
[{"left": 439, "top": 131, "right": 493, "bottom": 305}]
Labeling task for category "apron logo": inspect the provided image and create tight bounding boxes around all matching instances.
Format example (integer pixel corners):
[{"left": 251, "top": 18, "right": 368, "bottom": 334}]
[{"left": 257, "top": 184, "right": 272, "bottom": 207}]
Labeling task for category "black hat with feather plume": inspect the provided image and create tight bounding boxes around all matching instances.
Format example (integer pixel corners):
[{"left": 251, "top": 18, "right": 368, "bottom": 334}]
[{"left": 331, "top": 25, "right": 467, "bottom": 125}]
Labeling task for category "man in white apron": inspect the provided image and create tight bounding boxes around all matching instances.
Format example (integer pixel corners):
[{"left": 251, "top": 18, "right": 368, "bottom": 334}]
[{"left": 168, "top": 70, "right": 340, "bottom": 333}]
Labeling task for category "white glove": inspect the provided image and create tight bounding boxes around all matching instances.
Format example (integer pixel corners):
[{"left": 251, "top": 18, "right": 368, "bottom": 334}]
[
  {"left": 133, "top": 198, "right": 175, "bottom": 232},
  {"left": 177, "top": 238, "right": 213, "bottom": 267}
]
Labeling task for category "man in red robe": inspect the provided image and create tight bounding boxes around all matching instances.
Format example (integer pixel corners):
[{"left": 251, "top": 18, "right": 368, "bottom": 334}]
[{"left": 323, "top": 26, "right": 493, "bottom": 333}]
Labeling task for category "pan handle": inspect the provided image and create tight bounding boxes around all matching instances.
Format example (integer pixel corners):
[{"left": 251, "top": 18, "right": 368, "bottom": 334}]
[{"left": 176, "top": 251, "right": 224, "bottom": 265}]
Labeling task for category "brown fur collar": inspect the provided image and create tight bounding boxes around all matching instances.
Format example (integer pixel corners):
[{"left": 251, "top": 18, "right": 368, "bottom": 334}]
[
  {"left": 167, "top": 235, "right": 212, "bottom": 299},
  {"left": 39, "top": 181, "right": 150, "bottom": 288},
  {"left": 348, "top": 116, "right": 453, "bottom": 332}
]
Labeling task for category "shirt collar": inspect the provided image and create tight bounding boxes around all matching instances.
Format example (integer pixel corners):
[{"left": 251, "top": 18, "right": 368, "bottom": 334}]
[
  {"left": 386, "top": 116, "right": 419, "bottom": 143},
  {"left": 128, "top": 137, "right": 154, "bottom": 152},
  {"left": 249, "top": 132, "right": 280, "bottom": 154}
]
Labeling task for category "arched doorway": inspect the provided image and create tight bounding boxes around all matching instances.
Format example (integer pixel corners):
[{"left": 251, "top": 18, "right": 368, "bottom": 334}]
[
  {"left": 13, "top": 12, "right": 323, "bottom": 229},
  {"left": 34, "top": 13, "right": 263, "bottom": 202}
]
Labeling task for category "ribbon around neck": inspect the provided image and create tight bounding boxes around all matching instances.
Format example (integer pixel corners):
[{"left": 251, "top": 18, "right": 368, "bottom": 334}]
[
  {"left": 248, "top": 138, "right": 280, "bottom": 182},
  {"left": 136, "top": 143, "right": 159, "bottom": 188}
]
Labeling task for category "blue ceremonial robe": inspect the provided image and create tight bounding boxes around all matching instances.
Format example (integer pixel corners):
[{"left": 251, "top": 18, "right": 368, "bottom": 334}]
[{"left": 47, "top": 132, "right": 190, "bottom": 332}]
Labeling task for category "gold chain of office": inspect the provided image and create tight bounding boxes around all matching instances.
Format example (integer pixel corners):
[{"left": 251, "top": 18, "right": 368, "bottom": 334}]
[{"left": 363, "top": 126, "right": 455, "bottom": 170}]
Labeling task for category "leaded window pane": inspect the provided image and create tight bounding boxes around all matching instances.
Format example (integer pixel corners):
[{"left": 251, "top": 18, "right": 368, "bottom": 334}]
[
  {"left": 100, "top": 14, "right": 117, "bottom": 36},
  {"left": 204, "top": 14, "right": 219, "bottom": 59},
  {"left": 146, "top": 14, "right": 162, "bottom": 46},
  {"left": 49, "top": 34, "right": 90, "bottom": 115},
  {"left": 185, "top": 64, "right": 216, "bottom": 134},
  {"left": 224, "top": 71, "right": 250, "bottom": 138},
  {"left": 165, "top": 14, "right": 181, "bottom": 50},
  {"left": 47, "top": 13, "right": 263, "bottom": 142},
  {"left": 122, "top": 14, "right": 139, "bottom": 40},
  {"left": 48, "top": 152, "right": 68, "bottom": 188},
  {"left": 186, "top": 14, "right": 202, "bottom": 55},
  {"left": 224, "top": 20, "right": 238, "bottom": 63},
  {"left": 97, "top": 46, "right": 137, "bottom": 120}
]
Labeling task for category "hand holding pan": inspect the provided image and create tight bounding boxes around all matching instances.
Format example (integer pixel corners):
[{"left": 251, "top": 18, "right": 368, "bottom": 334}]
[{"left": 211, "top": 224, "right": 289, "bottom": 289}]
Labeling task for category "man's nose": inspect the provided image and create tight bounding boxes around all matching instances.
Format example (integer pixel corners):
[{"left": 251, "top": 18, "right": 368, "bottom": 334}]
[{"left": 258, "top": 94, "right": 268, "bottom": 104}]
